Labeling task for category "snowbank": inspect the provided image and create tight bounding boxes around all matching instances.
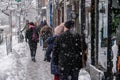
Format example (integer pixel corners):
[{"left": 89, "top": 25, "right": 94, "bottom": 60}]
[
  {"left": 78, "top": 68, "right": 91, "bottom": 80},
  {"left": 0, "top": 35, "right": 27, "bottom": 80},
  {"left": 89, "top": 64, "right": 104, "bottom": 80},
  {"left": 0, "top": 53, "right": 16, "bottom": 80},
  {"left": 0, "top": 25, "right": 9, "bottom": 29}
]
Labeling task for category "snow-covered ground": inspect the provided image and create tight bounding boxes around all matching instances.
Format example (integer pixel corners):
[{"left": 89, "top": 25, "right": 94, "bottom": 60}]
[
  {"left": 0, "top": 35, "right": 27, "bottom": 80},
  {"left": 0, "top": 31, "right": 53, "bottom": 80},
  {"left": 0, "top": 26, "right": 96, "bottom": 80}
]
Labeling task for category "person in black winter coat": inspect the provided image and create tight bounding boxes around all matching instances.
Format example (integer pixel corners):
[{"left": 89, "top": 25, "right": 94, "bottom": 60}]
[
  {"left": 53, "top": 20, "right": 87, "bottom": 80},
  {"left": 26, "top": 22, "right": 39, "bottom": 62}
]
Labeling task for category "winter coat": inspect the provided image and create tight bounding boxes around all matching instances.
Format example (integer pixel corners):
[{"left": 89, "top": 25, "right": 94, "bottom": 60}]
[
  {"left": 21, "top": 24, "right": 29, "bottom": 32},
  {"left": 46, "top": 36, "right": 55, "bottom": 60},
  {"left": 26, "top": 26, "right": 39, "bottom": 49},
  {"left": 40, "top": 25, "right": 53, "bottom": 39},
  {"left": 46, "top": 36, "right": 60, "bottom": 75},
  {"left": 53, "top": 30, "right": 84, "bottom": 74},
  {"left": 40, "top": 25, "right": 53, "bottom": 48}
]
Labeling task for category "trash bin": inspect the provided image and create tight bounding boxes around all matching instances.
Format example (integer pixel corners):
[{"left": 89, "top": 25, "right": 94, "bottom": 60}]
[{"left": 0, "top": 28, "right": 4, "bottom": 44}]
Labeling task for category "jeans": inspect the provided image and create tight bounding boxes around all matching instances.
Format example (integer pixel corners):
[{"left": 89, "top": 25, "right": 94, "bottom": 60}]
[{"left": 39, "top": 37, "right": 43, "bottom": 46}]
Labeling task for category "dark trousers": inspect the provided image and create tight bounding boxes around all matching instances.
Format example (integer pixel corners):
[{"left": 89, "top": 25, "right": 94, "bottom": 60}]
[
  {"left": 43, "top": 38, "right": 47, "bottom": 48},
  {"left": 28, "top": 42, "right": 37, "bottom": 58},
  {"left": 30, "top": 48, "right": 36, "bottom": 58}
]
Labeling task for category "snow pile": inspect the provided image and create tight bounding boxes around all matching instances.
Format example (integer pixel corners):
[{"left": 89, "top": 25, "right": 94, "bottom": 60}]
[
  {"left": 0, "top": 53, "right": 16, "bottom": 80},
  {"left": 89, "top": 64, "right": 104, "bottom": 80},
  {"left": 0, "top": 42, "right": 7, "bottom": 58},
  {"left": 0, "top": 25, "right": 9, "bottom": 29},
  {"left": 78, "top": 68, "right": 91, "bottom": 80},
  {"left": 0, "top": 35, "right": 27, "bottom": 80}
]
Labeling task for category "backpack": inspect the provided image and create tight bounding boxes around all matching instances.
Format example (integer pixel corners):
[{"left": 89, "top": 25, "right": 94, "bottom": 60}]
[{"left": 32, "top": 28, "right": 39, "bottom": 42}]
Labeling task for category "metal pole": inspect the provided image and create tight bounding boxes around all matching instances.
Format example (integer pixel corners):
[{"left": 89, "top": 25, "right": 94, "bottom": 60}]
[
  {"left": 9, "top": 10, "right": 12, "bottom": 52},
  {"left": 17, "top": 3, "right": 21, "bottom": 43},
  {"left": 91, "top": 0, "right": 95, "bottom": 65},
  {"left": 106, "top": 0, "right": 113, "bottom": 79},
  {"left": 81, "top": 0, "right": 86, "bottom": 67},
  {"left": 95, "top": 0, "right": 99, "bottom": 65}
]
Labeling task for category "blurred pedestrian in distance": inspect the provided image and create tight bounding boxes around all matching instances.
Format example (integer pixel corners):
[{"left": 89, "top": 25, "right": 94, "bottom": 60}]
[
  {"left": 40, "top": 23, "right": 53, "bottom": 50},
  {"left": 21, "top": 20, "right": 29, "bottom": 32},
  {"left": 26, "top": 22, "right": 39, "bottom": 62},
  {"left": 37, "top": 21, "right": 44, "bottom": 33},
  {"left": 36, "top": 21, "right": 46, "bottom": 47},
  {"left": 40, "top": 22, "right": 53, "bottom": 61},
  {"left": 21, "top": 20, "right": 29, "bottom": 42},
  {"left": 43, "top": 20, "right": 47, "bottom": 25},
  {"left": 38, "top": 21, "right": 45, "bottom": 46}
]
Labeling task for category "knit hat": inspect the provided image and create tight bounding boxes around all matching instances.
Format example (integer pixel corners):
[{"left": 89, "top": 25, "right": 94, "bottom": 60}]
[{"left": 64, "top": 20, "right": 74, "bottom": 29}]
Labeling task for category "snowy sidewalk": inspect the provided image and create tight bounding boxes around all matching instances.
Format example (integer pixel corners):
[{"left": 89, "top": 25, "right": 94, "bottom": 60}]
[
  {"left": 0, "top": 39, "right": 53, "bottom": 80},
  {"left": 25, "top": 43, "right": 53, "bottom": 80}
]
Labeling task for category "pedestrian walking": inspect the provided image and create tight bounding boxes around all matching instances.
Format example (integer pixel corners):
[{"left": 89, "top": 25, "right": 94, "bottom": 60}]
[
  {"left": 45, "top": 23, "right": 64, "bottom": 80},
  {"left": 21, "top": 20, "right": 29, "bottom": 42},
  {"left": 26, "top": 22, "right": 39, "bottom": 62},
  {"left": 53, "top": 20, "right": 87, "bottom": 80},
  {"left": 37, "top": 21, "right": 45, "bottom": 46},
  {"left": 40, "top": 24, "right": 53, "bottom": 50}
]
